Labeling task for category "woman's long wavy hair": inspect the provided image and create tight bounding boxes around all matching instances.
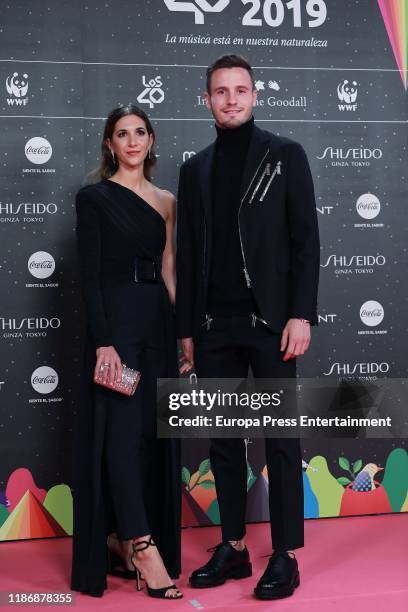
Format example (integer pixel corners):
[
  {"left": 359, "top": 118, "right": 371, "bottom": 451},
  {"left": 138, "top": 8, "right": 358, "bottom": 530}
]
[{"left": 89, "top": 104, "right": 157, "bottom": 183}]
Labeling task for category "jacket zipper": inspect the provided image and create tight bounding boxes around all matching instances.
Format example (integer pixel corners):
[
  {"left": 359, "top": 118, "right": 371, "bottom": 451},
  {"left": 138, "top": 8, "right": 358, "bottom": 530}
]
[
  {"left": 259, "top": 161, "right": 281, "bottom": 202},
  {"left": 241, "top": 148, "right": 269, "bottom": 203},
  {"left": 201, "top": 313, "right": 213, "bottom": 329},
  {"left": 251, "top": 313, "right": 268, "bottom": 327},
  {"left": 238, "top": 148, "right": 269, "bottom": 288},
  {"left": 238, "top": 201, "right": 251, "bottom": 287},
  {"left": 202, "top": 215, "right": 207, "bottom": 276},
  {"left": 249, "top": 163, "right": 271, "bottom": 204}
]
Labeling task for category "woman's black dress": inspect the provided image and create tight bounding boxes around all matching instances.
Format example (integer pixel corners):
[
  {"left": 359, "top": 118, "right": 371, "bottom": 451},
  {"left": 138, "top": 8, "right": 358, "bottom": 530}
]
[{"left": 71, "top": 179, "right": 181, "bottom": 597}]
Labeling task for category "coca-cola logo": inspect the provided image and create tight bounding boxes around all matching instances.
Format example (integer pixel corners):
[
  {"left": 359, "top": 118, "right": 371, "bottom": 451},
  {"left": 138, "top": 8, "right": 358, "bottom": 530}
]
[
  {"left": 27, "top": 251, "right": 55, "bottom": 279},
  {"left": 25, "top": 137, "right": 52, "bottom": 165},
  {"left": 30, "top": 260, "right": 53, "bottom": 269},
  {"left": 356, "top": 193, "right": 381, "bottom": 220},
  {"left": 26, "top": 146, "right": 49, "bottom": 154},
  {"left": 31, "top": 366, "right": 58, "bottom": 394},
  {"left": 33, "top": 375, "right": 56, "bottom": 383},
  {"left": 360, "top": 300, "right": 384, "bottom": 327}
]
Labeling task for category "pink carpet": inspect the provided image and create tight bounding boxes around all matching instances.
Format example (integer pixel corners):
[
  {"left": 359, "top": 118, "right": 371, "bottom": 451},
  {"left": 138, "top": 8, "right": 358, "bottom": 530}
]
[{"left": 0, "top": 515, "right": 407, "bottom": 611}]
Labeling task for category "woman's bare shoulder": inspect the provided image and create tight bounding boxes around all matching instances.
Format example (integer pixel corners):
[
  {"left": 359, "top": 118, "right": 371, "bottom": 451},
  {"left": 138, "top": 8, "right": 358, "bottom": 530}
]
[
  {"left": 155, "top": 186, "right": 176, "bottom": 205},
  {"left": 153, "top": 186, "right": 176, "bottom": 219}
]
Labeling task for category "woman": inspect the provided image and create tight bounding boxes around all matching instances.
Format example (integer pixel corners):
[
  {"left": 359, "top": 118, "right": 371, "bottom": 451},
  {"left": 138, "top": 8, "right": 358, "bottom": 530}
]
[{"left": 71, "top": 105, "right": 182, "bottom": 599}]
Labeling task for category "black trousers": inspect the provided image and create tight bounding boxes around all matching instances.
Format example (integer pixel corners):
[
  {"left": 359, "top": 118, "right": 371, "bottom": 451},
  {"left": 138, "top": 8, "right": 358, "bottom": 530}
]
[
  {"left": 102, "top": 283, "right": 169, "bottom": 541},
  {"left": 194, "top": 314, "right": 304, "bottom": 552},
  {"left": 103, "top": 341, "right": 166, "bottom": 540}
]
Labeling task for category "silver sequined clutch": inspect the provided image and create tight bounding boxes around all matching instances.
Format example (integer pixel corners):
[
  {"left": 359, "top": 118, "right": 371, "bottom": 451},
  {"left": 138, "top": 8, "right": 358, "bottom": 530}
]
[{"left": 94, "top": 363, "right": 141, "bottom": 396}]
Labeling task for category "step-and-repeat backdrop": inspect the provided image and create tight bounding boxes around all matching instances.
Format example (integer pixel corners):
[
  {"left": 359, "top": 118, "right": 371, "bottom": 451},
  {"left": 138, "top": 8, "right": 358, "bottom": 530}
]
[{"left": 0, "top": 1, "right": 407, "bottom": 540}]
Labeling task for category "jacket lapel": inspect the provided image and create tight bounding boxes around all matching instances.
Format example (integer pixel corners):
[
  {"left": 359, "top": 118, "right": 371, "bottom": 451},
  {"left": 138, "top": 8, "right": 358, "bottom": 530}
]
[
  {"left": 199, "top": 142, "right": 215, "bottom": 224},
  {"left": 240, "top": 125, "right": 271, "bottom": 202},
  {"left": 198, "top": 142, "right": 215, "bottom": 281}
]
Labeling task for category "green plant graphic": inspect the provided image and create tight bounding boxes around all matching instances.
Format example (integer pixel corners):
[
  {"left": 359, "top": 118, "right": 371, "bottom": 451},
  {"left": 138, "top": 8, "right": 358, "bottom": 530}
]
[
  {"left": 337, "top": 456, "right": 363, "bottom": 486},
  {"left": 182, "top": 459, "right": 215, "bottom": 492}
]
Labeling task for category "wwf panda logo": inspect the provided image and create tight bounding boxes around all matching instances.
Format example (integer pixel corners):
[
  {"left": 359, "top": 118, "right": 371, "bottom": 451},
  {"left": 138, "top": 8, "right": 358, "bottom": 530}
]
[
  {"left": 6, "top": 72, "right": 29, "bottom": 98},
  {"left": 337, "top": 79, "right": 358, "bottom": 103}
]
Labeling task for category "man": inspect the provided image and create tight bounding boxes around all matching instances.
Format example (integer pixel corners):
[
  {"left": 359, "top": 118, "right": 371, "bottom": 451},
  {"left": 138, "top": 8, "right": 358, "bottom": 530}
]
[{"left": 176, "top": 54, "right": 319, "bottom": 600}]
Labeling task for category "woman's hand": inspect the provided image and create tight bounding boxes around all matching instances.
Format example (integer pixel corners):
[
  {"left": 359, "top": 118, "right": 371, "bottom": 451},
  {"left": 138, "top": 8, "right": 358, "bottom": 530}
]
[{"left": 94, "top": 346, "right": 123, "bottom": 386}]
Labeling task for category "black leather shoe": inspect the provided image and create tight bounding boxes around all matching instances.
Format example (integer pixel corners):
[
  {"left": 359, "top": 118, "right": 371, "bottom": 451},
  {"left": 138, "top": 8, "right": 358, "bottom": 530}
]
[
  {"left": 254, "top": 551, "right": 300, "bottom": 600},
  {"left": 189, "top": 542, "right": 252, "bottom": 588}
]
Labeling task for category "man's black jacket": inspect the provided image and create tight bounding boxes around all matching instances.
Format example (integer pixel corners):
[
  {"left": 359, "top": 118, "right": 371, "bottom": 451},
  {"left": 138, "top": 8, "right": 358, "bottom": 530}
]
[{"left": 175, "top": 124, "right": 320, "bottom": 340}]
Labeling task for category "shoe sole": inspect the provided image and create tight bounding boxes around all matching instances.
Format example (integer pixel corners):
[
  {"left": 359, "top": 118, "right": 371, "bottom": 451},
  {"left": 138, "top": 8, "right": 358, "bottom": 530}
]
[
  {"left": 254, "top": 572, "right": 300, "bottom": 600},
  {"left": 190, "top": 563, "right": 253, "bottom": 588}
]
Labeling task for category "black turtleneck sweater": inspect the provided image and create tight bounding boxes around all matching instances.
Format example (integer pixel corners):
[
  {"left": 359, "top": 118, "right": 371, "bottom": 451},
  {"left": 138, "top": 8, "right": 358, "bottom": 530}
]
[{"left": 207, "top": 116, "right": 259, "bottom": 317}]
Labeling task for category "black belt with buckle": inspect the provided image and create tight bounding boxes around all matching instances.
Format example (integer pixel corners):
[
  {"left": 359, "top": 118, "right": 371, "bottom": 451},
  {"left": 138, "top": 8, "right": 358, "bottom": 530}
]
[{"left": 134, "top": 256, "right": 159, "bottom": 283}]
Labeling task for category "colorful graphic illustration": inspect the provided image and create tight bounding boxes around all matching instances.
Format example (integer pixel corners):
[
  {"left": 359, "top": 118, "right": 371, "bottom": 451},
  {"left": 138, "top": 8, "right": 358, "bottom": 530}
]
[
  {"left": 0, "top": 491, "right": 67, "bottom": 540},
  {"left": 0, "top": 468, "right": 72, "bottom": 541},
  {"left": 0, "top": 448, "right": 406, "bottom": 541},
  {"left": 378, "top": 0, "right": 408, "bottom": 89},
  {"left": 5, "top": 468, "right": 47, "bottom": 512},
  {"left": 181, "top": 448, "right": 407, "bottom": 526},
  {"left": 335, "top": 457, "right": 391, "bottom": 515}
]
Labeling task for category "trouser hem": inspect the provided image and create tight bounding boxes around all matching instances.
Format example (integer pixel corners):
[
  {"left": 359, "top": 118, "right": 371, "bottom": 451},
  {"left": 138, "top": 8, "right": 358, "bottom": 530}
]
[
  {"left": 221, "top": 530, "right": 247, "bottom": 542},
  {"left": 272, "top": 541, "right": 304, "bottom": 552}
]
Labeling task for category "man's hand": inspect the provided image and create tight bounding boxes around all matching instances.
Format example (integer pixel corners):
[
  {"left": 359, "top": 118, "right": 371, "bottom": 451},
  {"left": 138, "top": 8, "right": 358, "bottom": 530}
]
[
  {"left": 180, "top": 337, "right": 194, "bottom": 374},
  {"left": 280, "top": 319, "right": 311, "bottom": 361}
]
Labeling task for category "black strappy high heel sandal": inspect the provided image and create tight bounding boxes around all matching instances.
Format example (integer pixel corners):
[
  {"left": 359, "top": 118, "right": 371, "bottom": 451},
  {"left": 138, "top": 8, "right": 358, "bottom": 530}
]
[{"left": 131, "top": 537, "right": 183, "bottom": 600}]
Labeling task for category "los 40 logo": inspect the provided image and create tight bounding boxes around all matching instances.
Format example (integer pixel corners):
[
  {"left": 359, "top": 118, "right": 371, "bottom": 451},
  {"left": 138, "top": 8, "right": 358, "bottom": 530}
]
[{"left": 163, "top": 0, "right": 327, "bottom": 27}]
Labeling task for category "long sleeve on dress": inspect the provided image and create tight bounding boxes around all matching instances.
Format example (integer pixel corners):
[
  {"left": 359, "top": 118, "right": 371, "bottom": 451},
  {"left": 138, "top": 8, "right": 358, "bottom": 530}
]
[{"left": 76, "top": 188, "right": 113, "bottom": 348}]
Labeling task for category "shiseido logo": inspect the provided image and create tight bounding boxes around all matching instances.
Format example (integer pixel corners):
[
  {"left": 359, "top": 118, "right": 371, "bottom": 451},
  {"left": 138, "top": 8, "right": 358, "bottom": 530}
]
[
  {"left": 318, "top": 147, "right": 382, "bottom": 160},
  {"left": 317, "top": 146, "right": 382, "bottom": 167},
  {"left": 360, "top": 300, "right": 384, "bottom": 327},
  {"left": 0, "top": 202, "right": 58, "bottom": 224},
  {"left": 25, "top": 137, "right": 52, "bottom": 165},
  {"left": 28, "top": 252, "right": 55, "bottom": 279},
  {"left": 320, "top": 254, "right": 386, "bottom": 274},
  {"left": 6, "top": 72, "right": 29, "bottom": 105},
  {"left": 0, "top": 317, "right": 61, "bottom": 331},
  {"left": 323, "top": 362, "right": 389, "bottom": 376},
  {"left": 356, "top": 193, "right": 381, "bottom": 220},
  {"left": 31, "top": 366, "right": 59, "bottom": 394},
  {"left": 0, "top": 202, "right": 57, "bottom": 215},
  {"left": 1, "top": 316, "right": 61, "bottom": 339}
]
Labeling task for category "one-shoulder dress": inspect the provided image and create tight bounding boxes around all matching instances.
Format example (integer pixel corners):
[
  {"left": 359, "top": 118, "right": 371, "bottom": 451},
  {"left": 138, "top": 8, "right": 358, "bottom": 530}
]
[{"left": 71, "top": 179, "right": 181, "bottom": 597}]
